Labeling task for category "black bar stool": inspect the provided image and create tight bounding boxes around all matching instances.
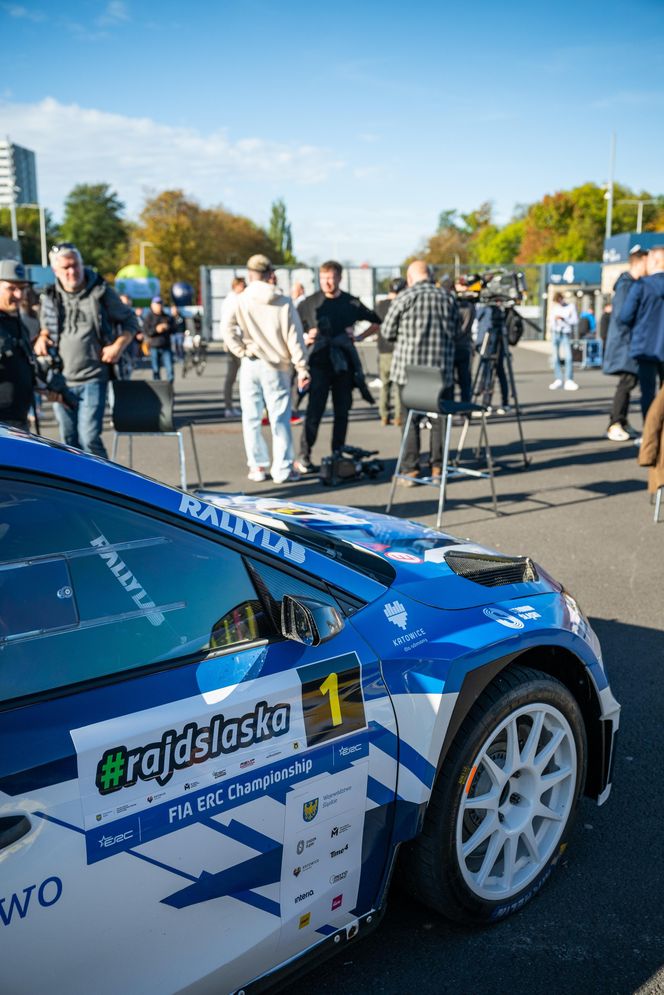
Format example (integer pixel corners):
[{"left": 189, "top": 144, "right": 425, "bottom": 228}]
[{"left": 386, "top": 365, "right": 498, "bottom": 527}]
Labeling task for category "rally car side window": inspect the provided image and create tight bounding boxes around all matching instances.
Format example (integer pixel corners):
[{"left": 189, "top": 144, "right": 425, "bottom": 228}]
[{"left": 0, "top": 481, "right": 273, "bottom": 702}]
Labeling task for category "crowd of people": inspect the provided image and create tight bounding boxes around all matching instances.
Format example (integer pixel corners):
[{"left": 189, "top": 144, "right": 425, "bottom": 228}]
[{"left": 0, "top": 241, "right": 663, "bottom": 500}]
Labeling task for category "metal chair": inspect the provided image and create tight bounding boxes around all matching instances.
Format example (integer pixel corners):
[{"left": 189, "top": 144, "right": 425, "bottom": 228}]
[
  {"left": 386, "top": 365, "right": 498, "bottom": 527},
  {"left": 111, "top": 380, "right": 203, "bottom": 492}
]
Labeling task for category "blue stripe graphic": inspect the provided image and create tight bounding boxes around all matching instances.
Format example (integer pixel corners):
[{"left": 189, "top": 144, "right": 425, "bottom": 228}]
[
  {"left": 199, "top": 818, "right": 279, "bottom": 853},
  {"left": 370, "top": 723, "right": 436, "bottom": 787}
]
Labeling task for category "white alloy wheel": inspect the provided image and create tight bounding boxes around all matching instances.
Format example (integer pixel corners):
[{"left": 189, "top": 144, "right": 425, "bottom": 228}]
[{"left": 457, "top": 702, "right": 577, "bottom": 901}]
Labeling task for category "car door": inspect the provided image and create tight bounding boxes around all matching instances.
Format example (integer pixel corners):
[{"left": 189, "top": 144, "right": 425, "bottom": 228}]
[{"left": 0, "top": 477, "right": 397, "bottom": 994}]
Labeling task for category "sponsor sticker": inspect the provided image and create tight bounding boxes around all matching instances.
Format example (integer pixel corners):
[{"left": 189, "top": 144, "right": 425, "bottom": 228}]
[
  {"left": 331, "top": 894, "right": 343, "bottom": 911},
  {"left": 178, "top": 495, "right": 306, "bottom": 564},
  {"left": 298, "top": 913, "right": 311, "bottom": 929},
  {"left": 384, "top": 600, "right": 408, "bottom": 630},
  {"left": 303, "top": 798, "right": 319, "bottom": 822},
  {"left": 483, "top": 607, "right": 524, "bottom": 630},
  {"left": 385, "top": 551, "right": 422, "bottom": 563}
]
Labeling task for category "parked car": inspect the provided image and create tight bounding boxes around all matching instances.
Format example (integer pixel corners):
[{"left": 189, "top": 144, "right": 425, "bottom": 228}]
[{"left": 0, "top": 429, "right": 620, "bottom": 994}]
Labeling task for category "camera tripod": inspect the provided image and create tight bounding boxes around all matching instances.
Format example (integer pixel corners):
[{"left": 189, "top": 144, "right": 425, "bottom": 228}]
[{"left": 456, "top": 305, "right": 530, "bottom": 468}]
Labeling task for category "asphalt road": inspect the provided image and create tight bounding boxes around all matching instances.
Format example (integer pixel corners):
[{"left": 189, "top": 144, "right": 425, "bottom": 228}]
[{"left": 39, "top": 343, "right": 664, "bottom": 995}]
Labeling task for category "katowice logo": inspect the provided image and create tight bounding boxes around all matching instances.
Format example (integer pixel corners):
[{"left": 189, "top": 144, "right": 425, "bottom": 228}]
[{"left": 384, "top": 600, "right": 408, "bottom": 630}]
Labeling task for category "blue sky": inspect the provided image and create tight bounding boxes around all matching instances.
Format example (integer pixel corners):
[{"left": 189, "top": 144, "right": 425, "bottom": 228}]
[{"left": 2, "top": 0, "right": 663, "bottom": 263}]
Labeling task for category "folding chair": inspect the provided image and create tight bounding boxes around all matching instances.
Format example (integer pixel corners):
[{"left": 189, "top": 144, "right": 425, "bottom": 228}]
[{"left": 111, "top": 380, "right": 202, "bottom": 492}]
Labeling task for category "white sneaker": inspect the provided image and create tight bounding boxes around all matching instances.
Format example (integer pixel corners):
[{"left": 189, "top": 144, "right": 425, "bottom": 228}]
[
  {"left": 369, "top": 378, "right": 383, "bottom": 388},
  {"left": 272, "top": 469, "right": 301, "bottom": 483},
  {"left": 607, "top": 423, "right": 630, "bottom": 442},
  {"left": 247, "top": 467, "right": 268, "bottom": 482},
  {"left": 633, "top": 436, "right": 643, "bottom": 447},
  {"left": 563, "top": 379, "right": 579, "bottom": 391},
  {"left": 224, "top": 407, "right": 242, "bottom": 418},
  {"left": 495, "top": 405, "right": 510, "bottom": 416},
  {"left": 549, "top": 379, "right": 563, "bottom": 390}
]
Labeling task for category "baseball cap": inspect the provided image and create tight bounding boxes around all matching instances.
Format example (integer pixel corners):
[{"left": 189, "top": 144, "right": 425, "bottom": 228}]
[
  {"left": 151, "top": 295, "right": 162, "bottom": 303},
  {"left": 629, "top": 245, "right": 649, "bottom": 257},
  {"left": 247, "top": 254, "right": 273, "bottom": 274},
  {"left": 0, "top": 259, "right": 32, "bottom": 284}
]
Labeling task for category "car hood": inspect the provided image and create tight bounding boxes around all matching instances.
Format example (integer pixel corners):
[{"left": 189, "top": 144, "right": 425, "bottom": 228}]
[{"left": 195, "top": 492, "right": 561, "bottom": 610}]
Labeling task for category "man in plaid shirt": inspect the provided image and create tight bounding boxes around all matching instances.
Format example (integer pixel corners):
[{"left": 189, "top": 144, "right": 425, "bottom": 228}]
[{"left": 381, "top": 260, "right": 458, "bottom": 481}]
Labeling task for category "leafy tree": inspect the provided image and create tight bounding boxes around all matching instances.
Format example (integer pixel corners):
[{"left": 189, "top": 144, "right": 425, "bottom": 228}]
[
  {"left": 472, "top": 220, "right": 525, "bottom": 265},
  {"left": 60, "top": 183, "right": 129, "bottom": 275},
  {"left": 131, "top": 190, "right": 281, "bottom": 296},
  {"left": 268, "top": 198, "right": 295, "bottom": 264},
  {"left": 0, "top": 207, "right": 59, "bottom": 265}
]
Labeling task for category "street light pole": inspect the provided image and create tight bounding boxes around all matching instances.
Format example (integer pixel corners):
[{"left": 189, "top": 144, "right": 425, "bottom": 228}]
[
  {"left": 38, "top": 205, "right": 47, "bottom": 265},
  {"left": 616, "top": 198, "right": 659, "bottom": 234},
  {"left": 139, "top": 241, "right": 153, "bottom": 267},
  {"left": 605, "top": 131, "right": 616, "bottom": 241}
]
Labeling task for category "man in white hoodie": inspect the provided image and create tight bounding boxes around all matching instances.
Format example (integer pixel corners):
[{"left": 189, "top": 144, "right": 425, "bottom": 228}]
[{"left": 222, "top": 254, "right": 310, "bottom": 483}]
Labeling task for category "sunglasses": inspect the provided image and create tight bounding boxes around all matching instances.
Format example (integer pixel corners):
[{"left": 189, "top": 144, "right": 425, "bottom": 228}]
[{"left": 50, "top": 242, "right": 81, "bottom": 256}]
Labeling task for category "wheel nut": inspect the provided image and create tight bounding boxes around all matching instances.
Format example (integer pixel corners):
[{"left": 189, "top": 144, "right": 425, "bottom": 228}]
[{"left": 510, "top": 793, "right": 521, "bottom": 805}]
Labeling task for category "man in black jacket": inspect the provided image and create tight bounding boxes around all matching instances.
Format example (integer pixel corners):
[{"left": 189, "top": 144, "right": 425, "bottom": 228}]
[
  {"left": 295, "top": 260, "right": 381, "bottom": 472},
  {"left": 0, "top": 260, "right": 37, "bottom": 430}
]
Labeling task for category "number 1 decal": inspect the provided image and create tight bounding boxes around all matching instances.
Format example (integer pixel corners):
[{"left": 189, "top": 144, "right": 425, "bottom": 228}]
[
  {"left": 319, "top": 672, "right": 342, "bottom": 727},
  {"left": 297, "top": 653, "right": 367, "bottom": 748}
]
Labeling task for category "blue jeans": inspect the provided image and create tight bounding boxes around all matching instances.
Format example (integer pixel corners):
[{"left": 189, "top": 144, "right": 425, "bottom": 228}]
[
  {"left": 552, "top": 332, "right": 573, "bottom": 382},
  {"left": 151, "top": 347, "right": 174, "bottom": 382},
  {"left": 239, "top": 358, "right": 294, "bottom": 480},
  {"left": 53, "top": 380, "right": 108, "bottom": 458}
]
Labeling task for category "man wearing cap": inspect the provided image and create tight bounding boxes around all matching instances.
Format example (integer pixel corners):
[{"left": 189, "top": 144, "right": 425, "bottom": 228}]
[
  {"left": 221, "top": 254, "right": 309, "bottom": 483},
  {"left": 0, "top": 260, "right": 38, "bottom": 430},
  {"left": 603, "top": 245, "right": 649, "bottom": 441},
  {"left": 142, "top": 296, "right": 175, "bottom": 383},
  {"left": 36, "top": 243, "right": 138, "bottom": 457}
]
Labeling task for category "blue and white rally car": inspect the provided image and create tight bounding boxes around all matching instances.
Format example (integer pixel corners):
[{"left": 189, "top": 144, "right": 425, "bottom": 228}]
[{"left": 0, "top": 430, "right": 619, "bottom": 994}]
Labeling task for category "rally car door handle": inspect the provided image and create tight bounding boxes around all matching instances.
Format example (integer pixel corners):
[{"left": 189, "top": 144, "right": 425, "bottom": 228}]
[{"left": 0, "top": 815, "right": 32, "bottom": 848}]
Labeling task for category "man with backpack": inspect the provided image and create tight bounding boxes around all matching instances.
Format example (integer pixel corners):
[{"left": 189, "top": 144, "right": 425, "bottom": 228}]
[{"left": 35, "top": 242, "right": 138, "bottom": 457}]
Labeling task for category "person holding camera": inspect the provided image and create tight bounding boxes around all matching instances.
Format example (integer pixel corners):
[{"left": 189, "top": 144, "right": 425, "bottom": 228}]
[
  {"left": 0, "top": 260, "right": 39, "bottom": 430},
  {"left": 36, "top": 242, "right": 138, "bottom": 457}
]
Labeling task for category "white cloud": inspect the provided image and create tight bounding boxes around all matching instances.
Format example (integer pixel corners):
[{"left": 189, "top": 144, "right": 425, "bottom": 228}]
[
  {"left": 98, "top": 1, "right": 129, "bottom": 26},
  {"left": 1, "top": 3, "right": 45, "bottom": 20},
  {"left": 0, "top": 97, "right": 345, "bottom": 218}
]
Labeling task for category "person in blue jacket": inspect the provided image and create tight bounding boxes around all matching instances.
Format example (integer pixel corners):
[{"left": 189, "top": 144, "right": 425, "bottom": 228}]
[
  {"left": 621, "top": 245, "right": 664, "bottom": 424},
  {"left": 603, "top": 246, "right": 648, "bottom": 441}
]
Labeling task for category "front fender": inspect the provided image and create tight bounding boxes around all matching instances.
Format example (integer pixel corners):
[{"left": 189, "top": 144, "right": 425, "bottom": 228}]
[{"left": 350, "top": 589, "right": 618, "bottom": 844}]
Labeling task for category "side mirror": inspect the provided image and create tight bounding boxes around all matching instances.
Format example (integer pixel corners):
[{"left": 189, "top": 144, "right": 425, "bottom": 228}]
[{"left": 280, "top": 596, "right": 344, "bottom": 646}]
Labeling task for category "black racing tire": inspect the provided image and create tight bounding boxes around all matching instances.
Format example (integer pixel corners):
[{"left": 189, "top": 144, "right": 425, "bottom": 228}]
[{"left": 401, "top": 665, "right": 587, "bottom": 924}]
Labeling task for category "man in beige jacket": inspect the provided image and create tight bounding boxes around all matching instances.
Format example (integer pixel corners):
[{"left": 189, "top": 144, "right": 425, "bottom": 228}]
[{"left": 222, "top": 254, "right": 310, "bottom": 483}]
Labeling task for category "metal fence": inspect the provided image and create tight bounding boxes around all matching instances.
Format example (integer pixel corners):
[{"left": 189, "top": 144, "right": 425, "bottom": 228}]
[{"left": 200, "top": 262, "right": 608, "bottom": 343}]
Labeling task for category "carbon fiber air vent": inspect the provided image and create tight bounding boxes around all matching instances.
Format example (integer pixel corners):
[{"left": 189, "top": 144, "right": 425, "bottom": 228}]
[{"left": 445, "top": 550, "right": 538, "bottom": 587}]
